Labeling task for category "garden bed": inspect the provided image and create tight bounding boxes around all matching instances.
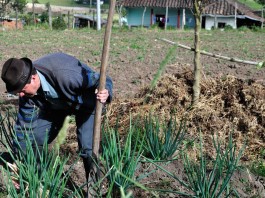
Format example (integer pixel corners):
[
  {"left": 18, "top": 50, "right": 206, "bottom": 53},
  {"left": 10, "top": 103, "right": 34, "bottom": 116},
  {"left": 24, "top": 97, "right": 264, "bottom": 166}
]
[{"left": 0, "top": 28, "right": 264, "bottom": 197}]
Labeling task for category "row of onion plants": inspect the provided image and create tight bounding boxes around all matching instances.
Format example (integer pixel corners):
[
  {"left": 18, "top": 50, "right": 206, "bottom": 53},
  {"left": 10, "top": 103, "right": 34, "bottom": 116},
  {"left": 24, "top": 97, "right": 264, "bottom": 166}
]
[
  {"left": 0, "top": 110, "right": 244, "bottom": 197},
  {"left": 99, "top": 114, "right": 245, "bottom": 197}
]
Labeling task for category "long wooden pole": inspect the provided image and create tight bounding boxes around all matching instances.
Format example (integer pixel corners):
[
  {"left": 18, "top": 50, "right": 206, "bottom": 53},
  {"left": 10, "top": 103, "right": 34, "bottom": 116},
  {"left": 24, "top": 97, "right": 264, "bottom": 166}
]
[
  {"left": 160, "top": 38, "right": 262, "bottom": 66},
  {"left": 93, "top": 0, "right": 116, "bottom": 158}
]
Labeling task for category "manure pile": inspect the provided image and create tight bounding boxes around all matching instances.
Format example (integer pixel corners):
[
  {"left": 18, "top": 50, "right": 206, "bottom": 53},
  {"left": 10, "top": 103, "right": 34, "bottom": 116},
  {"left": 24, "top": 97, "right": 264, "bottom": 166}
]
[{"left": 108, "top": 69, "right": 265, "bottom": 161}]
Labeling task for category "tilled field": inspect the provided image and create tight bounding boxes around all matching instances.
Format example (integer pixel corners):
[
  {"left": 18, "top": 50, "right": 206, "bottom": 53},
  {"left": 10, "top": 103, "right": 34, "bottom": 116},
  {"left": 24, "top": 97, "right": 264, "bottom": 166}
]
[{"left": 0, "top": 28, "right": 264, "bottom": 197}]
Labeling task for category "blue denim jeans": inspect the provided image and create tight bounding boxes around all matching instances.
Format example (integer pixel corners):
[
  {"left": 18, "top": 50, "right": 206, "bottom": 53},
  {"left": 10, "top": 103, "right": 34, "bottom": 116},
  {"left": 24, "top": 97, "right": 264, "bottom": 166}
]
[{"left": 14, "top": 107, "right": 95, "bottom": 159}]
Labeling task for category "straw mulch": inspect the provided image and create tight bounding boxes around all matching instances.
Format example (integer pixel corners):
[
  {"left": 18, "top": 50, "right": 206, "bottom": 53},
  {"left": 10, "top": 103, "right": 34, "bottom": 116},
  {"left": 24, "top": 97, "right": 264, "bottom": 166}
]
[{"left": 107, "top": 69, "right": 265, "bottom": 161}]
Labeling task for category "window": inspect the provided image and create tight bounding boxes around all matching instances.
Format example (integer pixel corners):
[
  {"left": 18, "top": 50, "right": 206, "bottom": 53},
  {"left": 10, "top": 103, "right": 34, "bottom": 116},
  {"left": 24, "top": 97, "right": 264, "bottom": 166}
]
[{"left": 218, "top": 22, "right": 226, "bottom": 28}]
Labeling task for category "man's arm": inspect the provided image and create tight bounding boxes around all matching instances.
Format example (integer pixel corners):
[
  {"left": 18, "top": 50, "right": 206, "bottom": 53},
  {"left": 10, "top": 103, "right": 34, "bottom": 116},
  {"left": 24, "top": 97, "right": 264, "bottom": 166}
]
[{"left": 81, "top": 62, "right": 113, "bottom": 103}]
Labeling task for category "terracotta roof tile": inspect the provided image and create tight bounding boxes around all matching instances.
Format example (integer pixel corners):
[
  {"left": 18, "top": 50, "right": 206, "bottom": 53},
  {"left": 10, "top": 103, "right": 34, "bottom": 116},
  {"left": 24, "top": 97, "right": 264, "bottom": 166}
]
[
  {"left": 117, "top": 0, "right": 193, "bottom": 8},
  {"left": 117, "top": 0, "right": 264, "bottom": 22},
  {"left": 204, "top": 0, "right": 264, "bottom": 21}
]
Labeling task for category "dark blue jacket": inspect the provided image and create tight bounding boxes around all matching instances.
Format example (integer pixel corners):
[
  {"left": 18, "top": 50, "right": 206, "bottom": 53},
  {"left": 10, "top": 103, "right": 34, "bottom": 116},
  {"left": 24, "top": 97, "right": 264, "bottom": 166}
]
[{"left": 15, "top": 52, "right": 113, "bottom": 134}]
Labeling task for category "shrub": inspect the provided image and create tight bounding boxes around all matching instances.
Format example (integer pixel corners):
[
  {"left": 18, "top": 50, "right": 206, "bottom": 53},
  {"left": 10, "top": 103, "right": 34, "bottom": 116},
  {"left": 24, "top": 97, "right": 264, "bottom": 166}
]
[
  {"left": 20, "top": 13, "right": 33, "bottom": 25},
  {"left": 224, "top": 25, "right": 233, "bottom": 31},
  {"left": 237, "top": 26, "right": 250, "bottom": 32},
  {"left": 250, "top": 25, "right": 262, "bottom": 32},
  {"left": 39, "top": 12, "right": 49, "bottom": 23},
  {"left": 52, "top": 16, "right": 67, "bottom": 30}
]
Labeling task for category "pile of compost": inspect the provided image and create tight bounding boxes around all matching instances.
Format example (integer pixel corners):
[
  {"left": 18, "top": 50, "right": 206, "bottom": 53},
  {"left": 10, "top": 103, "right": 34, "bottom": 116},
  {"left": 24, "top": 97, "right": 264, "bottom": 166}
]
[{"left": 107, "top": 68, "right": 265, "bottom": 161}]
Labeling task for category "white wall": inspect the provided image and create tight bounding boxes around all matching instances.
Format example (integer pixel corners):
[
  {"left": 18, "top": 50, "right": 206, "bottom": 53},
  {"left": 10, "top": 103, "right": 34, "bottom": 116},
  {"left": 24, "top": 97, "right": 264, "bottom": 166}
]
[{"left": 205, "top": 16, "right": 236, "bottom": 30}]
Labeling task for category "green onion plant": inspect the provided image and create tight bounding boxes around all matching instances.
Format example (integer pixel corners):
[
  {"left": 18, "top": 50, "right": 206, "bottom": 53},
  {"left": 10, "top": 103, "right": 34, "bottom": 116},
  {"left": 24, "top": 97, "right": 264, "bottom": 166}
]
[
  {"left": 181, "top": 133, "right": 245, "bottom": 197},
  {"left": 0, "top": 112, "right": 84, "bottom": 197},
  {"left": 101, "top": 116, "right": 145, "bottom": 197},
  {"left": 145, "top": 133, "right": 245, "bottom": 197},
  {"left": 143, "top": 115, "right": 186, "bottom": 160}
]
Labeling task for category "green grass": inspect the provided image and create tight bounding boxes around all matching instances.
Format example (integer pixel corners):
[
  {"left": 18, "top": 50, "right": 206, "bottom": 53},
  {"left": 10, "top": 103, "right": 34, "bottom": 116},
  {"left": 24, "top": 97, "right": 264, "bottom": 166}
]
[
  {"left": 36, "top": 0, "right": 89, "bottom": 7},
  {"left": 36, "top": 0, "right": 110, "bottom": 8},
  {"left": 36, "top": 0, "right": 264, "bottom": 10},
  {"left": 237, "top": 0, "right": 264, "bottom": 10},
  {"left": 0, "top": 192, "right": 7, "bottom": 197}
]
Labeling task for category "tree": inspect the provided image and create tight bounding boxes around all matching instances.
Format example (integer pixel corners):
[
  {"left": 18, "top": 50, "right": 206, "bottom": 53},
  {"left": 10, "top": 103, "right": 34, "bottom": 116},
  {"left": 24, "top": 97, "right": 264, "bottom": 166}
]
[
  {"left": 191, "top": 0, "right": 219, "bottom": 105},
  {"left": 256, "top": 0, "right": 265, "bottom": 29},
  {"left": 0, "top": 0, "right": 11, "bottom": 17},
  {"left": 11, "top": 0, "right": 27, "bottom": 13},
  {"left": 116, "top": 4, "right": 127, "bottom": 27},
  {"left": 255, "top": 0, "right": 265, "bottom": 6},
  {"left": 11, "top": 0, "right": 26, "bottom": 29},
  {"left": 32, "top": 0, "right": 37, "bottom": 25}
]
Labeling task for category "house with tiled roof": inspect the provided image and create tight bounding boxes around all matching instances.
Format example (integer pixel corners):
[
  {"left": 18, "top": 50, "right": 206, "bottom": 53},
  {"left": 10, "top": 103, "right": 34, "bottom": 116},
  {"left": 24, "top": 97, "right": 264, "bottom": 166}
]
[
  {"left": 203, "top": 0, "right": 264, "bottom": 29},
  {"left": 117, "top": 0, "right": 264, "bottom": 30}
]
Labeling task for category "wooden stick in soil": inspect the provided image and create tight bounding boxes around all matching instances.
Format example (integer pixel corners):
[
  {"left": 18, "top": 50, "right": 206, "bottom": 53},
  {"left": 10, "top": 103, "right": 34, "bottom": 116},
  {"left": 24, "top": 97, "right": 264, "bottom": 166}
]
[
  {"left": 93, "top": 0, "right": 116, "bottom": 159},
  {"left": 88, "top": 1, "right": 115, "bottom": 196},
  {"left": 160, "top": 38, "right": 262, "bottom": 66}
]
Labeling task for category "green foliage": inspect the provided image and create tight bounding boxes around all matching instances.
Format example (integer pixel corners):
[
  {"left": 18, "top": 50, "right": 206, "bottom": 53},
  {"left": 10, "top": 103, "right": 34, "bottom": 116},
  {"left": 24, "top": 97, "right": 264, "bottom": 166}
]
[
  {"left": 0, "top": 112, "right": 83, "bottom": 197},
  {"left": 150, "top": 45, "right": 178, "bottom": 91},
  {"left": 250, "top": 149, "right": 265, "bottom": 176},
  {"left": 52, "top": 16, "right": 67, "bottom": 30},
  {"left": 113, "top": 25, "right": 130, "bottom": 31},
  {"left": 150, "top": 24, "right": 159, "bottom": 29},
  {"left": 101, "top": 117, "right": 144, "bottom": 196},
  {"left": 11, "top": 0, "right": 27, "bottom": 13},
  {"left": 0, "top": 111, "right": 84, "bottom": 196},
  {"left": 237, "top": 25, "right": 264, "bottom": 33},
  {"left": 237, "top": 25, "right": 251, "bottom": 32},
  {"left": 180, "top": 134, "right": 245, "bottom": 197},
  {"left": 0, "top": 192, "right": 8, "bottom": 197},
  {"left": 20, "top": 13, "right": 34, "bottom": 25},
  {"left": 146, "top": 133, "right": 245, "bottom": 197},
  {"left": 39, "top": 11, "right": 49, "bottom": 23},
  {"left": 143, "top": 115, "right": 186, "bottom": 160},
  {"left": 224, "top": 25, "right": 234, "bottom": 31},
  {"left": 254, "top": 0, "right": 265, "bottom": 6},
  {"left": 37, "top": 0, "right": 88, "bottom": 7},
  {"left": 250, "top": 25, "right": 262, "bottom": 31},
  {"left": 184, "top": 25, "right": 193, "bottom": 30},
  {"left": 250, "top": 160, "right": 265, "bottom": 177},
  {"left": 238, "top": 0, "right": 264, "bottom": 10},
  {"left": 116, "top": 5, "right": 126, "bottom": 17},
  {"left": 1, "top": 137, "right": 82, "bottom": 197}
]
